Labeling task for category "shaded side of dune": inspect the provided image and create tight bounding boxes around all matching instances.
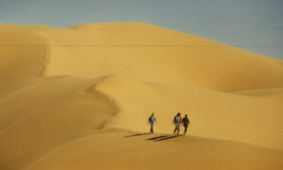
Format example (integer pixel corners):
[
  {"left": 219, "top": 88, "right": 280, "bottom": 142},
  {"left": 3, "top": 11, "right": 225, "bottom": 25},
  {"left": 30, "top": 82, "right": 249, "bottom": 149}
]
[
  {"left": 0, "top": 28, "right": 51, "bottom": 97},
  {"left": 0, "top": 76, "right": 121, "bottom": 170}
]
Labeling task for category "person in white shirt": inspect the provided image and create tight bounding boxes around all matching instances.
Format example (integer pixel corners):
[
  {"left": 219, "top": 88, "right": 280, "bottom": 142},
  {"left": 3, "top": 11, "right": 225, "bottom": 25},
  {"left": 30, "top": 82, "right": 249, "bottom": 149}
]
[
  {"left": 173, "top": 113, "right": 182, "bottom": 135},
  {"left": 147, "top": 113, "right": 157, "bottom": 133}
]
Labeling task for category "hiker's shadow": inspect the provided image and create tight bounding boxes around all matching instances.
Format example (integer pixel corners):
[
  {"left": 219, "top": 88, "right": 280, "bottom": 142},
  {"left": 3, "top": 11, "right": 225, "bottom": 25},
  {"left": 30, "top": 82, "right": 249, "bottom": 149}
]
[
  {"left": 125, "top": 133, "right": 149, "bottom": 138},
  {"left": 147, "top": 135, "right": 181, "bottom": 142},
  {"left": 124, "top": 133, "right": 182, "bottom": 142}
]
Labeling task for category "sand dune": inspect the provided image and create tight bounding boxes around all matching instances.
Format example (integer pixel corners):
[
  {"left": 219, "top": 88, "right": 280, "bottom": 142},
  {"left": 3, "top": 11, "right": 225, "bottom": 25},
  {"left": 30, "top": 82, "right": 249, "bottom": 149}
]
[{"left": 1, "top": 22, "right": 283, "bottom": 170}]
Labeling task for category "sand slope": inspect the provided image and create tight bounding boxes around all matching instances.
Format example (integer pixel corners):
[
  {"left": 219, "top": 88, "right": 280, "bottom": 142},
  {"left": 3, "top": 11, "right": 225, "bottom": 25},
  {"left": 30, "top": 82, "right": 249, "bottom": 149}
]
[{"left": 1, "top": 22, "right": 283, "bottom": 170}]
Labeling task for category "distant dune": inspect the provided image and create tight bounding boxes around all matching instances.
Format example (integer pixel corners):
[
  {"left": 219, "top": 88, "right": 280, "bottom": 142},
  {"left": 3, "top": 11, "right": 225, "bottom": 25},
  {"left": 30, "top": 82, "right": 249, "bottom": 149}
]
[{"left": 1, "top": 22, "right": 283, "bottom": 170}]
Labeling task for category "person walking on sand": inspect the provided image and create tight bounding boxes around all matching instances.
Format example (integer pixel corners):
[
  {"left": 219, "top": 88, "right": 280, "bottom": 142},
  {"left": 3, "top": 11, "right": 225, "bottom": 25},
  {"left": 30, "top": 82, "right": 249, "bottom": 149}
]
[
  {"left": 173, "top": 113, "right": 182, "bottom": 135},
  {"left": 148, "top": 113, "right": 157, "bottom": 133},
  {"left": 182, "top": 114, "right": 190, "bottom": 135}
]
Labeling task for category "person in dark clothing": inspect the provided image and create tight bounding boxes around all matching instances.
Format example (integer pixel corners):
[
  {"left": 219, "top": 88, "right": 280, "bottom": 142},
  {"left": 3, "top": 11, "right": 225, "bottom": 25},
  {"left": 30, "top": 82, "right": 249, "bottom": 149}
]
[
  {"left": 147, "top": 113, "right": 157, "bottom": 133},
  {"left": 182, "top": 114, "right": 190, "bottom": 135}
]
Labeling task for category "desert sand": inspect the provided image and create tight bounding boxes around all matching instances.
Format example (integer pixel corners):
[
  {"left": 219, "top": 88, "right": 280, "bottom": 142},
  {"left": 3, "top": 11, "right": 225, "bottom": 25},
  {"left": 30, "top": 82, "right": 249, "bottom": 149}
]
[{"left": 0, "top": 22, "right": 283, "bottom": 170}]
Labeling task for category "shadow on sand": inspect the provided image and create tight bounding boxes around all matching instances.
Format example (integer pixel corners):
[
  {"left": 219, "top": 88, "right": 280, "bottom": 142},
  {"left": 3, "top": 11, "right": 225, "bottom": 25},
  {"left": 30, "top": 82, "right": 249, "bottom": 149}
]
[
  {"left": 147, "top": 135, "right": 181, "bottom": 142},
  {"left": 146, "top": 135, "right": 169, "bottom": 140},
  {"left": 125, "top": 133, "right": 182, "bottom": 142},
  {"left": 124, "top": 133, "right": 149, "bottom": 138}
]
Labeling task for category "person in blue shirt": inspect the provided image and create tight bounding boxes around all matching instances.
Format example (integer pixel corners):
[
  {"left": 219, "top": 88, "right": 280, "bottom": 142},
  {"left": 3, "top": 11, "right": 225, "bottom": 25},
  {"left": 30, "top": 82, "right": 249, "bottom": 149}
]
[{"left": 147, "top": 113, "right": 157, "bottom": 133}]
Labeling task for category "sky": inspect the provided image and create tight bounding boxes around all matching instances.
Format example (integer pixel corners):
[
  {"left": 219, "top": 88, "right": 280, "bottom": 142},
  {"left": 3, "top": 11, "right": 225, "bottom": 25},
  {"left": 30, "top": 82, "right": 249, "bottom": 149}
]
[{"left": 1, "top": 0, "right": 283, "bottom": 60}]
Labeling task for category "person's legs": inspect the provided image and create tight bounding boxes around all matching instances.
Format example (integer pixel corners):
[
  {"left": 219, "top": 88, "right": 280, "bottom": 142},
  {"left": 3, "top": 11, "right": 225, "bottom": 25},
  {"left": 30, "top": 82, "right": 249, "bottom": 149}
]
[
  {"left": 174, "top": 124, "right": 178, "bottom": 134},
  {"left": 150, "top": 122, "right": 154, "bottom": 133},
  {"left": 184, "top": 124, "right": 188, "bottom": 134},
  {"left": 175, "top": 123, "right": 180, "bottom": 134}
]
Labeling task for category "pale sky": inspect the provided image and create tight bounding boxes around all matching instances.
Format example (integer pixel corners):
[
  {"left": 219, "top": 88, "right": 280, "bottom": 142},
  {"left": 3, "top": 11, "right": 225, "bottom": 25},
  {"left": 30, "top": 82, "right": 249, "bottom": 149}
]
[{"left": 1, "top": 0, "right": 282, "bottom": 60}]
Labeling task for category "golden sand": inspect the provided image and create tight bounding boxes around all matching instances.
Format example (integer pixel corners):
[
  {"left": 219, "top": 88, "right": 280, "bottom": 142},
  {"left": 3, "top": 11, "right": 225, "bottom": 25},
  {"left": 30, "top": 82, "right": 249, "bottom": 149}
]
[{"left": 1, "top": 23, "right": 283, "bottom": 170}]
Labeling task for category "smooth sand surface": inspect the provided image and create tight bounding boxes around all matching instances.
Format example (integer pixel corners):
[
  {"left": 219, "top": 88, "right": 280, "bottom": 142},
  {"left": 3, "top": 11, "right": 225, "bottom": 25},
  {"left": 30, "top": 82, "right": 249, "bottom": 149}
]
[{"left": 1, "top": 22, "right": 283, "bottom": 170}]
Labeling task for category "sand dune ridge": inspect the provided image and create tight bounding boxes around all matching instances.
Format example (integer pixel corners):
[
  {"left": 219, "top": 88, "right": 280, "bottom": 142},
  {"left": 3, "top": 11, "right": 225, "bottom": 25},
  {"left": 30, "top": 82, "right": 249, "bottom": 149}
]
[{"left": 1, "top": 22, "right": 283, "bottom": 170}]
